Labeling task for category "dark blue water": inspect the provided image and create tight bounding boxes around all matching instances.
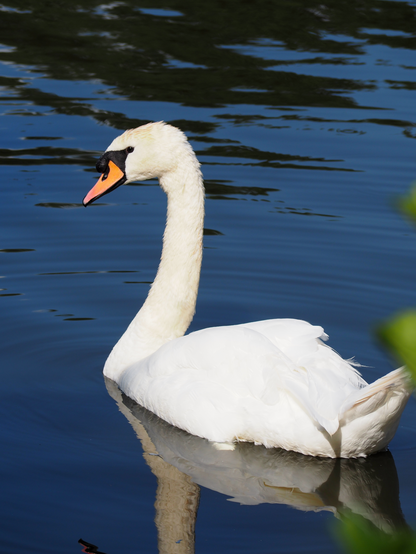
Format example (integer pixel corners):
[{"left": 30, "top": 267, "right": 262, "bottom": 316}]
[{"left": 1, "top": 2, "right": 416, "bottom": 553}]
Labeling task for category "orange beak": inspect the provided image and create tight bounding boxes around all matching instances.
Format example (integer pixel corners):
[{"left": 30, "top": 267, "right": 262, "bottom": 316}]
[{"left": 83, "top": 160, "right": 126, "bottom": 206}]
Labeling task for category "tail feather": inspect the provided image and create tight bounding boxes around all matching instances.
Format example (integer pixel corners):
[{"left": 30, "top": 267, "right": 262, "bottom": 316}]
[
  {"left": 341, "top": 366, "right": 413, "bottom": 419},
  {"left": 330, "top": 367, "right": 414, "bottom": 456}
]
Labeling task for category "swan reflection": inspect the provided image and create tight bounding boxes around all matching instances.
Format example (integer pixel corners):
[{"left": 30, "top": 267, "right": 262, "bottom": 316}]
[{"left": 105, "top": 378, "right": 406, "bottom": 553}]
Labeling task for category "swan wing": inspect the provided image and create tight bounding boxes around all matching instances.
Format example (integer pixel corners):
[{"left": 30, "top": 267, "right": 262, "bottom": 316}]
[
  {"left": 119, "top": 319, "right": 367, "bottom": 438},
  {"left": 242, "top": 319, "right": 368, "bottom": 428}
]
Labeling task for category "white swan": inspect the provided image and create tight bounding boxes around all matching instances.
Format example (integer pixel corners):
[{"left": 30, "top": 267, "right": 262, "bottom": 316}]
[{"left": 83, "top": 121, "right": 412, "bottom": 458}]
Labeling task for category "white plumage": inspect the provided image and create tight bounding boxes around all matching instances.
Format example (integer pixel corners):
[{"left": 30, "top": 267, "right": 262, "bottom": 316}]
[{"left": 84, "top": 121, "right": 412, "bottom": 458}]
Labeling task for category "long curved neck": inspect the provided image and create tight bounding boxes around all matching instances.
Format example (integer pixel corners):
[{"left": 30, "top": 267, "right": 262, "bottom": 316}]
[
  {"left": 104, "top": 153, "right": 204, "bottom": 378},
  {"left": 139, "top": 164, "right": 205, "bottom": 345}
]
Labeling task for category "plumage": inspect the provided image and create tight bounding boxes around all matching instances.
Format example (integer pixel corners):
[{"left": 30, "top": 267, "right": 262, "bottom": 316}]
[{"left": 83, "top": 121, "right": 413, "bottom": 458}]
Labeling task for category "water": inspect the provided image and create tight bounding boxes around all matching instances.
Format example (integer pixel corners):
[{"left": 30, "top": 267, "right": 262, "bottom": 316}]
[{"left": 1, "top": 1, "right": 416, "bottom": 552}]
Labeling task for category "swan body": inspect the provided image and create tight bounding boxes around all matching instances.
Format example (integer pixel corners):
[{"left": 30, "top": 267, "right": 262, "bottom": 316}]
[{"left": 84, "top": 121, "right": 412, "bottom": 458}]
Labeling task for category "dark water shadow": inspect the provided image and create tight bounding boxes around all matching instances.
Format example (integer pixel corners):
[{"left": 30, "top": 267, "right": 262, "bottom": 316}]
[{"left": 1, "top": 0, "right": 416, "bottom": 135}]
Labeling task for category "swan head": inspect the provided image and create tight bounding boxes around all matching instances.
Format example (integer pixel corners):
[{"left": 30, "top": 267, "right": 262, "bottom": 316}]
[{"left": 83, "top": 122, "right": 192, "bottom": 206}]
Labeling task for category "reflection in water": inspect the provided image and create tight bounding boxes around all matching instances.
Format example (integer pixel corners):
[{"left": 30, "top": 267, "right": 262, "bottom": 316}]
[
  {"left": 105, "top": 378, "right": 407, "bottom": 554},
  {"left": 2, "top": 1, "right": 416, "bottom": 135},
  {"left": 78, "top": 538, "right": 107, "bottom": 554}
]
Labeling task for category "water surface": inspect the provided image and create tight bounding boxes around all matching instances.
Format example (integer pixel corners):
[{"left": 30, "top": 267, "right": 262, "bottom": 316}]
[{"left": 1, "top": 1, "right": 416, "bottom": 553}]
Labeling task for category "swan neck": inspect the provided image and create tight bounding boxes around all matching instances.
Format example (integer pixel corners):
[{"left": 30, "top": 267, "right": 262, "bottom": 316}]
[{"left": 105, "top": 154, "right": 204, "bottom": 377}]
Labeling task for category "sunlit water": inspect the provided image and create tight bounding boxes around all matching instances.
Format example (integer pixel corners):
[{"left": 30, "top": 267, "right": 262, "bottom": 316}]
[{"left": 1, "top": 2, "right": 416, "bottom": 553}]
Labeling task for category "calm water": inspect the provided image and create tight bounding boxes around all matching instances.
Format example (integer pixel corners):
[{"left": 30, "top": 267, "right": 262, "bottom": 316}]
[{"left": 1, "top": 1, "right": 416, "bottom": 553}]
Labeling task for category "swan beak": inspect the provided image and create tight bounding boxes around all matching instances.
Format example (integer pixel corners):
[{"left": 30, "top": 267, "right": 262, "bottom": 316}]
[{"left": 83, "top": 160, "right": 126, "bottom": 206}]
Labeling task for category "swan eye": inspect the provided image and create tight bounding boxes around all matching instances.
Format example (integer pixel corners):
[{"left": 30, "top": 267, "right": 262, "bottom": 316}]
[{"left": 126, "top": 146, "right": 134, "bottom": 154}]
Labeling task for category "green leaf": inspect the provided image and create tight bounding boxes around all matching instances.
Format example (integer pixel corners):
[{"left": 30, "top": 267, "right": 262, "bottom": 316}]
[
  {"left": 336, "top": 516, "right": 416, "bottom": 554},
  {"left": 397, "top": 184, "right": 416, "bottom": 223},
  {"left": 378, "top": 310, "right": 416, "bottom": 383}
]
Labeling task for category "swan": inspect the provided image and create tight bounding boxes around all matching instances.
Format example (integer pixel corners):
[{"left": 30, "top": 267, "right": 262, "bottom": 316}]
[{"left": 83, "top": 121, "right": 412, "bottom": 458}]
